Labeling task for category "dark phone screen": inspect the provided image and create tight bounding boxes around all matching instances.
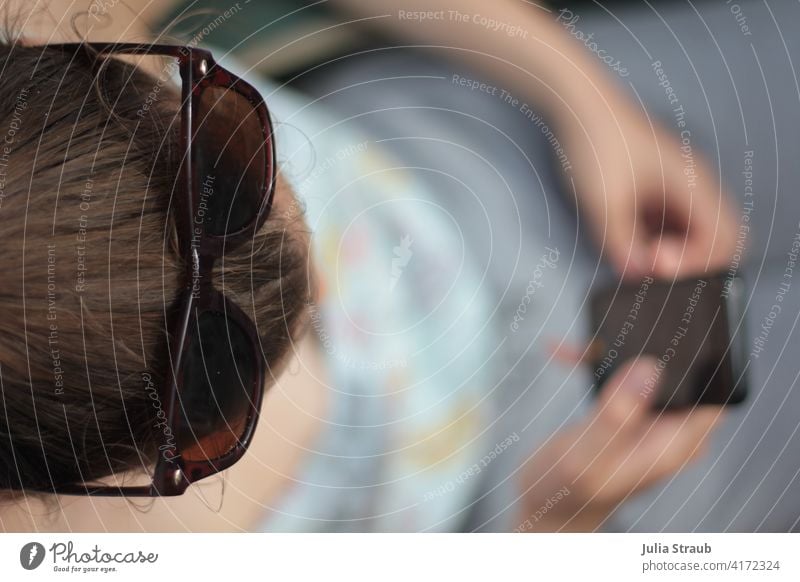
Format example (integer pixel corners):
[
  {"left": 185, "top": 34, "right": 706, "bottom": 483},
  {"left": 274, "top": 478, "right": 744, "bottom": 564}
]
[{"left": 589, "top": 273, "right": 747, "bottom": 408}]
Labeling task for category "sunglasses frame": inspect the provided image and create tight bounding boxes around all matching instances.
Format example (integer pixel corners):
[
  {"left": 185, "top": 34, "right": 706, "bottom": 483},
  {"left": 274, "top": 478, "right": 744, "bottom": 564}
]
[{"left": 41, "top": 42, "right": 275, "bottom": 497}]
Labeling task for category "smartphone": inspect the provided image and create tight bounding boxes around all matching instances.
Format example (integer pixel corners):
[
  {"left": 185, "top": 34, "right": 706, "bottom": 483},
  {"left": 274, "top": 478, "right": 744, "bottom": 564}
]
[{"left": 588, "top": 272, "right": 748, "bottom": 409}]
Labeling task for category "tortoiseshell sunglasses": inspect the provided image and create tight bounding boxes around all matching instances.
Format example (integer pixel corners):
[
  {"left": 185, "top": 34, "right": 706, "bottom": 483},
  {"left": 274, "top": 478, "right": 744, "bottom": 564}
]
[{"left": 44, "top": 42, "right": 275, "bottom": 497}]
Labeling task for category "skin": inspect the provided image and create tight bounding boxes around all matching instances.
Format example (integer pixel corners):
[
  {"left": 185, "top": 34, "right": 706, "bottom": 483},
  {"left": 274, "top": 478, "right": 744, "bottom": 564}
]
[{"left": 1, "top": 0, "right": 736, "bottom": 532}]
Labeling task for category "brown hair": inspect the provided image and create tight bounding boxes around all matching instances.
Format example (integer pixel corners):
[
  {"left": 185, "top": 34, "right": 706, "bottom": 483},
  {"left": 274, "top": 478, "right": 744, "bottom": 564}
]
[{"left": 0, "top": 38, "right": 310, "bottom": 492}]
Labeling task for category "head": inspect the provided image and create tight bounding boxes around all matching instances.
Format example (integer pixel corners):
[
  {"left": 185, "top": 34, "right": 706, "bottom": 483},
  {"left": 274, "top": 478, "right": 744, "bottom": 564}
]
[{"left": 0, "top": 37, "right": 312, "bottom": 495}]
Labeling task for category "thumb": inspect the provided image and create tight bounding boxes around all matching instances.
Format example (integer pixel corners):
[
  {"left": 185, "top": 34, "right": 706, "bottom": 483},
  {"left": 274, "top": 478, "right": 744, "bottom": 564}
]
[
  {"left": 647, "top": 236, "right": 685, "bottom": 278},
  {"left": 603, "top": 203, "right": 650, "bottom": 279},
  {"left": 596, "top": 356, "right": 659, "bottom": 428}
]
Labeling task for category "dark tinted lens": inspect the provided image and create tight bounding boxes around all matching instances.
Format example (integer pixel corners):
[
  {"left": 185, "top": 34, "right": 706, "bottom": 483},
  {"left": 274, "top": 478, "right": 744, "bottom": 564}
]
[
  {"left": 194, "top": 85, "right": 267, "bottom": 236},
  {"left": 177, "top": 310, "right": 256, "bottom": 462}
]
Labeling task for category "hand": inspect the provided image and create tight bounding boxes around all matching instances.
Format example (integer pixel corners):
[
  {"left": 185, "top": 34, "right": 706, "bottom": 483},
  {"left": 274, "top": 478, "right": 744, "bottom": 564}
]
[
  {"left": 557, "top": 92, "right": 738, "bottom": 279},
  {"left": 514, "top": 358, "right": 724, "bottom": 532}
]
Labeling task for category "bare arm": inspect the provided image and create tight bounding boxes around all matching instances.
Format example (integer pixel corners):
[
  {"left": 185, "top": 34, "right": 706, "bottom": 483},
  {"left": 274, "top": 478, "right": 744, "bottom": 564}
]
[
  {"left": 333, "top": 0, "right": 737, "bottom": 279},
  {"left": 331, "top": 0, "right": 628, "bottom": 124}
]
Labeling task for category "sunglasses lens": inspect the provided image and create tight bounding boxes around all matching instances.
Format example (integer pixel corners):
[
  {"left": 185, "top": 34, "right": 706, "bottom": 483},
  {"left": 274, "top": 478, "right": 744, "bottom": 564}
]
[
  {"left": 177, "top": 310, "right": 258, "bottom": 462},
  {"left": 194, "top": 85, "right": 269, "bottom": 237}
]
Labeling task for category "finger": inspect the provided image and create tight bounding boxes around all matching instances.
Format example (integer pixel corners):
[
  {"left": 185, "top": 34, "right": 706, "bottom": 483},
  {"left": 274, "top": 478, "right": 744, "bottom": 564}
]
[
  {"left": 594, "top": 356, "right": 659, "bottom": 432},
  {"left": 648, "top": 237, "right": 685, "bottom": 279},
  {"left": 626, "top": 405, "right": 725, "bottom": 486},
  {"left": 659, "top": 168, "right": 737, "bottom": 276},
  {"left": 558, "top": 358, "right": 658, "bottom": 505},
  {"left": 593, "top": 406, "right": 723, "bottom": 499},
  {"left": 638, "top": 187, "right": 693, "bottom": 277},
  {"left": 688, "top": 193, "right": 738, "bottom": 272},
  {"left": 547, "top": 339, "right": 597, "bottom": 366},
  {"left": 644, "top": 205, "right": 718, "bottom": 278},
  {"left": 603, "top": 203, "right": 651, "bottom": 280}
]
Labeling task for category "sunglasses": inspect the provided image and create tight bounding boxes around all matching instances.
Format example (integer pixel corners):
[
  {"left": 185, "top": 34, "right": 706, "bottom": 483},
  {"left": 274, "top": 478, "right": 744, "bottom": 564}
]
[{"left": 44, "top": 42, "right": 275, "bottom": 496}]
